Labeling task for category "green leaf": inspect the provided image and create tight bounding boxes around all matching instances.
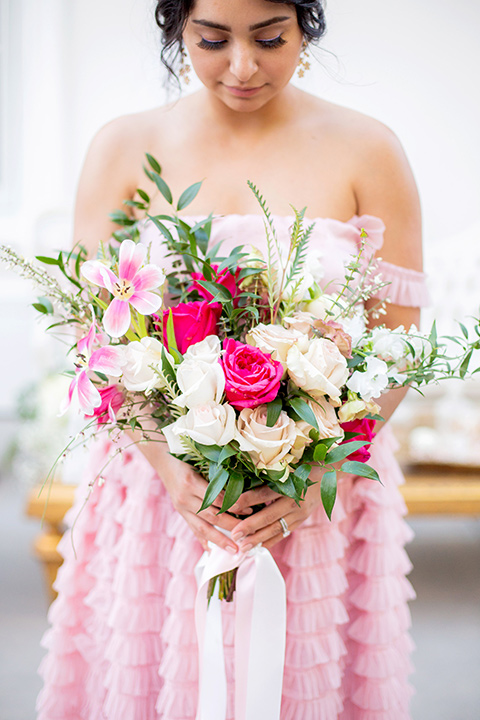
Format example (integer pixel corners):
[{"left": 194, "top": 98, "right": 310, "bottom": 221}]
[
  {"left": 109, "top": 210, "right": 135, "bottom": 226},
  {"left": 161, "top": 347, "right": 177, "bottom": 386},
  {"left": 321, "top": 470, "right": 337, "bottom": 520},
  {"left": 289, "top": 397, "right": 318, "bottom": 431},
  {"left": 147, "top": 215, "right": 174, "bottom": 244},
  {"left": 195, "top": 443, "right": 222, "bottom": 462},
  {"left": 35, "top": 255, "right": 60, "bottom": 266},
  {"left": 293, "top": 464, "right": 312, "bottom": 481},
  {"left": 272, "top": 475, "right": 297, "bottom": 499},
  {"left": 266, "top": 397, "right": 283, "bottom": 427},
  {"left": 313, "top": 443, "right": 328, "bottom": 463},
  {"left": 218, "top": 444, "right": 237, "bottom": 464},
  {"left": 199, "top": 466, "right": 229, "bottom": 512},
  {"left": 459, "top": 349, "right": 473, "bottom": 378},
  {"left": 166, "top": 308, "right": 178, "bottom": 352},
  {"left": 196, "top": 280, "right": 233, "bottom": 302},
  {"left": 146, "top": 153, "right": 162, "bottom": 174},
  {"left": 152, "top": 173, "right": 173, "bottom": 205},
  {"left": 177, "top": 181, "right": 202, "bottom": 211},
  {"left": 137, "top": 188, "right": 150, "bottom": 204},
  {"left": 325, "top": 440, "right": 370, "bottom": 465},
  {"left": 341, "top": 460, "right": 381, "bottom": 483},
  {"left": 220, "top": 475, "right": 244, "bottom": 513},
  {"left": 32, "top": 301, "right": 52, "bottom": 315}
]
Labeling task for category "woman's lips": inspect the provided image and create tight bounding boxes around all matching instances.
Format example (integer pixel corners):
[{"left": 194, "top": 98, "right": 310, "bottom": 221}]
[{"left": 224, "top": 85, "right": 264, "bottom": 98}]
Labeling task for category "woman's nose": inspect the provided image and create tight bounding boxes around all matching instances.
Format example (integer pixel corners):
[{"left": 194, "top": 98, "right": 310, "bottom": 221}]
[{"left": 229, "top": 44, "right": 258, "bottom": 83}]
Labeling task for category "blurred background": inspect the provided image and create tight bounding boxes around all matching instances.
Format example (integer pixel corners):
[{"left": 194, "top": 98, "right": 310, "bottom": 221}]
[{"left": 0, "top": 0, "right": 479, "bottom": 718}]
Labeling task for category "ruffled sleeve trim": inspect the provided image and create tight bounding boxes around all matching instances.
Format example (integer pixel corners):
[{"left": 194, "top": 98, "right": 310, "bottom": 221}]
[{"left": 348, "top": 214, "right": 431, "bottom": 308}]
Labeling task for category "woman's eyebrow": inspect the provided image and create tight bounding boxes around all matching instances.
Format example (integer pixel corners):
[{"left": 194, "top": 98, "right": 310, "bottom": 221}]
[{"left": 191, "top": 16, "right": 291, "bottom": 32}]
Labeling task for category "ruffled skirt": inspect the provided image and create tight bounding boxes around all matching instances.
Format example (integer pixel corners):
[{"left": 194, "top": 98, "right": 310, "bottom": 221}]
[{"left": 37, "top": 426, "right": 415, "bottom": 720}]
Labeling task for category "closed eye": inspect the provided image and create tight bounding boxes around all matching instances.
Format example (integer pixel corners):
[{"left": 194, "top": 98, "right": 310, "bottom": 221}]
[{"left": 196, "top": 35, "right": 287, "bottom": 51}]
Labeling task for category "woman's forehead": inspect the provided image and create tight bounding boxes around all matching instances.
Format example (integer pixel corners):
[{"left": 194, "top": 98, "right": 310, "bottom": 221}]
[{"left": 188, "top": 0, "right": 297, "bottom": 27}]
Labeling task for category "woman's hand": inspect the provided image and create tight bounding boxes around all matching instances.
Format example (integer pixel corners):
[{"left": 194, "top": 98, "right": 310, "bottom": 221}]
[
  {"left": 228, "top": 467, "right": 326, "bottom": 552},
  {"left": 159, "top": 450, "right": 241, "bottom": 555}
]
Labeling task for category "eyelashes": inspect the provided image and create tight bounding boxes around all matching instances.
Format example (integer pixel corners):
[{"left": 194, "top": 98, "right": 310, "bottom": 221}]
[{"left": 196, "top": 36, "right": 287, "bottom": 51}]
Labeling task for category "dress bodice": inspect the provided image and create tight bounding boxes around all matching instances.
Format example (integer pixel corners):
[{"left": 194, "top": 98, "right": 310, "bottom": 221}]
[{"left": 140, "top": 213, "right": 430, "bottom": 307}]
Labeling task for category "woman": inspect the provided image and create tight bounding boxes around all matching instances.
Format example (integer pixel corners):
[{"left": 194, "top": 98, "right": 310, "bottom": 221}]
[{"left": 37, "top": 1, "right": 429, "bottom": 718}]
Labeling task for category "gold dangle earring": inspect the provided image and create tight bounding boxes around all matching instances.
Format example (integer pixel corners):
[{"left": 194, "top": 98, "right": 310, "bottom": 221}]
[
  {"left": 297, "top": 40, "right": 311, "bottom": 78},
  {"left": 179, "top": 48, "right": 191, "bottom": 85}
]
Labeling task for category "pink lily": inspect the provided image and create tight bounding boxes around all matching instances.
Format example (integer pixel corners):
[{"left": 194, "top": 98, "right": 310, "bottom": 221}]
[
  {"left": 81, "top": 240, "right": 165, "bottom": 338},
  {"left": 60, "top": 320, "right": 124, "bottom": 416}
]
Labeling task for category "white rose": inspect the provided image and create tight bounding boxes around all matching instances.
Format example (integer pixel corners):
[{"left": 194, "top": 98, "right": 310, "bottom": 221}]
[
  {"left": 183, "top": 335, "right": 222, "bottom": 363},
  {"left": 347, "top": 356, "right": 389, "bottom": 401},
  {"left": 286, "top": 337, "right": 349, "bottom": 402},
  {"left": 173, "top": 357, "right": 225, "bottom": 409},
  {"left": 236, "top": 405, "right": 297, "bottom": 471},
  {"left": 246, "top": 323, "right": 309, "bottom": 371},
  {"left": 162, "top": 402, "right": 236, "bottom": 454},
  {"left": 297, "top": 396, "right": 344, "bottom": 441},
  {"left": 121, "top": 337, "right": 169, "bottom": 393}
]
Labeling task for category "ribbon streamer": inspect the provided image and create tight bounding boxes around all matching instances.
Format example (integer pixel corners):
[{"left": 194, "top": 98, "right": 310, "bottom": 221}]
[{"left": 195, "top": 542, "right": 287, "bottom": 720}]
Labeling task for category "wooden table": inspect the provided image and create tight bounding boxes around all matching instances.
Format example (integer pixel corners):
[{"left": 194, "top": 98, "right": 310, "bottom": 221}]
[{"left": 26, "top": 465, "right": 480, "bottom": 601}]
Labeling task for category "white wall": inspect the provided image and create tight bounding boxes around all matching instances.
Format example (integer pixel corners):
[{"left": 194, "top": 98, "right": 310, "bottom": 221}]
[{"left": 1, "top": 0, "right": 479, "bottom": 426}]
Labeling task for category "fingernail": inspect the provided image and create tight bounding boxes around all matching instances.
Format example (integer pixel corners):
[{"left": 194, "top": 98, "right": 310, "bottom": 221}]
[
  {"left": 240, "top": 543, "right": 253, "bottom": 554},
  {"left": 226, "top": 545, "right": 238, "bottom": 555},
  {"left": 231, "top": 532, "right": 244, "bottom": 542}
]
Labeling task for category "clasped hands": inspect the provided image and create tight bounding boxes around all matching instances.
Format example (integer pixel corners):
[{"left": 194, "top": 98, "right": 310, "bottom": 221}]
[{"left": 163, "top": 453, "right": 326, "bottom": 555}]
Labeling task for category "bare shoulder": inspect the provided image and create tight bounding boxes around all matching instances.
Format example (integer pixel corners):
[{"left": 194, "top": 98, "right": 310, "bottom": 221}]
[{"left": 307, "top": 98, "right": 422, "bottom": 271}]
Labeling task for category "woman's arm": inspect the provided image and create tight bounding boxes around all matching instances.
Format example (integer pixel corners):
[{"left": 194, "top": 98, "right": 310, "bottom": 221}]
[
  {"left": 229, "top": 122, "right": 424, "bottom": 549},
  {"left": 74, "top": 120, "right": 240, "bottom": 554}
]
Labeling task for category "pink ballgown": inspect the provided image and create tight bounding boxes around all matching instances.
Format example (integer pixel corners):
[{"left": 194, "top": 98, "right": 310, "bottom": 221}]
[{"left": 36, "top": 214, "right": 430, "bottom": 720}]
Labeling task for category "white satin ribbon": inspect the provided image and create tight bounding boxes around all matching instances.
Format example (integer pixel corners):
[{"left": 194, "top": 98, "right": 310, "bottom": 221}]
[{"left": 195, "top": 542, "right": 286, "bottom": 720}]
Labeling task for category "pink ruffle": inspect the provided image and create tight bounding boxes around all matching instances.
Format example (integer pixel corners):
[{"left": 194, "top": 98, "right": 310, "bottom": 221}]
[
  {"left": 348, "top": 214, "right": 430, "bottom": 308},
  {"left": 38, "top": 424, "right": 415, "bottom": 719}
]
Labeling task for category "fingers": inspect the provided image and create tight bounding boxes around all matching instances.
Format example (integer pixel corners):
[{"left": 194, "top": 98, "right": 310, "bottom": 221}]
[
  {"left": 227, "top": 485, "right": 279, "bottom": 514},
  {"left": 198, "top": 505, "right": 238, "bottom": 533},
  {"left": 230, "top": 498, "right": 295, "bottom": 543},
  {"left": 191, "top": 515, "right": 239, "bottom": 555}
]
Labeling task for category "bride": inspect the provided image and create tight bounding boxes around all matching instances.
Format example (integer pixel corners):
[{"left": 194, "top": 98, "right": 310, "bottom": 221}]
[{"left": 38, "top": 1, "right": 428, "bottom": 718}]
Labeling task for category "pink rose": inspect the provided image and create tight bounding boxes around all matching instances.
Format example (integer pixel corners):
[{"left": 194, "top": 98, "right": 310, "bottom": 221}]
[
  {"left": 159, "top": 301, "right": 222, "bottom": 354},
  {"left": 85, "top": 385, "right": 124, "bottom": 425},
  {"left": 340, "top": 418, "right": 377, "bottom": 462},
  {"left": 313, "top": 318, "right": 353, "bottom": 358},
  {"left": 220, "top": 338, "right": 283, "bottom": 410},
  {"left": 190, "top": 264, "right": 241, "bottom": 306}
]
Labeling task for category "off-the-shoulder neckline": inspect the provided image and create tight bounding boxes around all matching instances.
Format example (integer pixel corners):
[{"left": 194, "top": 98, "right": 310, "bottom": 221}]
[{"left": 170, "top": 212, "right": 384, "bottom": 228}]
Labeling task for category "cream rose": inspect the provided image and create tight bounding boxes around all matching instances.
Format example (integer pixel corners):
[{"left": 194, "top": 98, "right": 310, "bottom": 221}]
[
  {"left": 301, "top": 293, "right": 346, "bottom": 321},
  {"left": 298, "top": 396, "right": 344, "bottom": 441},
  {"left": 236, "top": 405, "right": 297, "bottom": 471},
  {"left": 286, "top": 337, "right": 349, "bottom": 402},
  {"left": 162, "top": 402, "right": 236, "bottom": 454},
  {"left": 173, "top": 357, "right": 225, "bottom": 409},
  {"left": 121, "top": 337, "right": 169, "bottom": 393},
  {"left": 246, "top": 323, "right": 309, "bottom": 371},
  {"left": 338, "top": 396, "right": 381, "bottom": 423}
]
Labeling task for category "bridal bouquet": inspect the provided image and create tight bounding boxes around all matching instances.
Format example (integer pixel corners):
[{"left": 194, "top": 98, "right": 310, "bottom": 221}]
[{"left": 2, "top": 155, "right": 479, "bottom": 602}]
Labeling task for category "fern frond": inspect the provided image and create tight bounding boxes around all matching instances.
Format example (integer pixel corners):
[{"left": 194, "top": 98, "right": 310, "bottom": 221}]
[
  {"left": 284, "top": 217, "right": 315, "bottom": 289},
  {"left": 248, "top": 181, "right": 281, "bottom": 321}
]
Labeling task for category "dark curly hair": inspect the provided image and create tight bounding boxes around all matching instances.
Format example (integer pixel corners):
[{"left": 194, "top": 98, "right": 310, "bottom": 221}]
[{"left": 155, "top": 0, "right": 326, "bottom": 83}]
